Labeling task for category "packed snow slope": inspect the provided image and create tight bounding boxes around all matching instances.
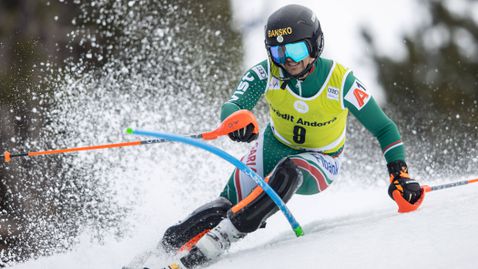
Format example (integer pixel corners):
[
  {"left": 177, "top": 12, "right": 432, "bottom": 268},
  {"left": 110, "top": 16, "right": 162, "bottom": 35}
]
[
  {"left": 210, "top": 184, "right": 478, "bottom": 269},
  {"left": 12, "top": 177, "right": 478, "bottom": 269}
]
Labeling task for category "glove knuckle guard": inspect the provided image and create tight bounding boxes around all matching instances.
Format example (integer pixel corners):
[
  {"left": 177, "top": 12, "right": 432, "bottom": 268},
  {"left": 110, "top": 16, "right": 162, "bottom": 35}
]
[
  {"left": 228, "top": 123, "right": 258, "bottom": 143},
  {"left": 388, "top": 177, "right": 421, "bottom": 204},
  {"left": 387, "top": 160, "right": 422, "bottom": 204}
]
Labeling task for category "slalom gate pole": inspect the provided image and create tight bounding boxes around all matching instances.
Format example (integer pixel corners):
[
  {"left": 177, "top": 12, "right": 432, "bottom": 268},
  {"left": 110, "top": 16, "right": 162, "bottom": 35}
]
[
  {"left": 423, "top": 178, "right": 478, "bottom": 193},
  {"left": 1, "top": 109, "right": 258, "bottom": 163},
  {"left": 126, "top": 128, "right": 304, "bottom": 237}
]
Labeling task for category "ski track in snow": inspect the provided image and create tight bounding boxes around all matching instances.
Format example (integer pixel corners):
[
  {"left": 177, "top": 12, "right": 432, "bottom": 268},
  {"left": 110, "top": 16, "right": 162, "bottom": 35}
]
[
  {"left": 210, "top": 185, "right": 478, "bottom": 269},
  {"left": 11, "top": 182, "right": 478, "bottom": 269}
]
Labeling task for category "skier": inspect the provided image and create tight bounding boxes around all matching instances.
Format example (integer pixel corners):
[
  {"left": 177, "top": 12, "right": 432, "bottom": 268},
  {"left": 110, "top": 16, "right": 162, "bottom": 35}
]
[{"left": 160, "top": 4, "right": 424, "bottom": 268}]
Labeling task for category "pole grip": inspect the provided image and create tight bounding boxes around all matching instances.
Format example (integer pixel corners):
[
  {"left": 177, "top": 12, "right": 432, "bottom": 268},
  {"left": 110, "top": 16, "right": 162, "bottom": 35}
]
[
  {"left": 202, "top": 110, "right": 259, "bottom": 140},
  {"left": 3, "top": 151, "right": 11, "bottom": 163}
]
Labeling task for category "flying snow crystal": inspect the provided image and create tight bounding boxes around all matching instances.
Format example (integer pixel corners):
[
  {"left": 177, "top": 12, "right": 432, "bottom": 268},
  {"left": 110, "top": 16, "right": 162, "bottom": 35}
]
[{"left": 3, "top": 0, "right": 244, "bottom": 265}]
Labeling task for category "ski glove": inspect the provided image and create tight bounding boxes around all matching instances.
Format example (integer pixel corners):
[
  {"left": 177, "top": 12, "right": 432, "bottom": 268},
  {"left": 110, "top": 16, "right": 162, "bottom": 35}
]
[
  {"left": 228, "top": 123, "right": 258, "bottom": 143},
  {"left": 387, "top": 160, "right": 425, "bottom": 212}
]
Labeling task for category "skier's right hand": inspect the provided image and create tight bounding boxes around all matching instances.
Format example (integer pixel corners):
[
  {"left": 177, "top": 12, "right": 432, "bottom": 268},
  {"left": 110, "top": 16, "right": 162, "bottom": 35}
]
[{"left": 228, "top": 123, "right": 258, "bottom": 143}]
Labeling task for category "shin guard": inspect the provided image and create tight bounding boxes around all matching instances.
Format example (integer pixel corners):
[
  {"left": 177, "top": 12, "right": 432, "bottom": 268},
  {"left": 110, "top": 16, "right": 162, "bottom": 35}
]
[
  {"left": 161, "top": 197, "right": 232, "bottom": 253},
  {"left": 227, "top": 158, "right": 302, "bottom": 233}
]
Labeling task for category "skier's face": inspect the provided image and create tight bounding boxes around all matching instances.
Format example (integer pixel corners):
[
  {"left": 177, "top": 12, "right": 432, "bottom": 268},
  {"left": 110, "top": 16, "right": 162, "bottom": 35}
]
[{"left": 282, "top": 56, "right": 314, "bottom": 78}]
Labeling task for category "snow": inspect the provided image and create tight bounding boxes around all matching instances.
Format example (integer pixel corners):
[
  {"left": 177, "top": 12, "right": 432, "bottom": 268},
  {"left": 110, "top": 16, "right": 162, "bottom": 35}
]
[
  {"left": 11, "top": 182, "right": 478, "bottom": 269},
  {"left": 210, "top": 185, "right": 478, "bottom": 269},
  {"left": 7, "top": 1, "right": 478, "bottom": 269}
]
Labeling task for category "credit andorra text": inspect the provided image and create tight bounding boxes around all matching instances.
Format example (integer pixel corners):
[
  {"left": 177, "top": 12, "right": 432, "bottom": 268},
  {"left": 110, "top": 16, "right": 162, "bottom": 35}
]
[{"left": 271, "top": 106, "right": 337, "bottom": 127}]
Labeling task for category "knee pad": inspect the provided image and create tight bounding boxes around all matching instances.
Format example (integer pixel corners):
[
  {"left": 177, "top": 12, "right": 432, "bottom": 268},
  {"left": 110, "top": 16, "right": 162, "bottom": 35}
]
[
  {"left": 228, "top": 158, "right": 302, "bottom": 233},
  {"left": 161, "top": 197, "right": 232, "bottom": 253}
]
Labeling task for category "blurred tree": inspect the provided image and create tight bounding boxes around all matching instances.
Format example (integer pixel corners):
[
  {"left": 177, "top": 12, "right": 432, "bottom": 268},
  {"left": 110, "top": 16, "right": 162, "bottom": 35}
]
[
  {"left": 0, "top": 0, "right": 83, "bottom": 260},
  {"left": 361, "top": 0, "right": 478, "bottom": 177},
  {"left": 0, "top": 0, "right": 242, "bottom": 265},
  {"left": 364, "top": 0, "right": 477, "bottom": 120}
]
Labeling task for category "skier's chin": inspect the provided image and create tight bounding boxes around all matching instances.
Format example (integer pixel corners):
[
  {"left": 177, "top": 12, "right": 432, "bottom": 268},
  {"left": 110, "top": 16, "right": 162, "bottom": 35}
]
[{"left": 283, "top": 62, "right": 305, "bottom": 76}]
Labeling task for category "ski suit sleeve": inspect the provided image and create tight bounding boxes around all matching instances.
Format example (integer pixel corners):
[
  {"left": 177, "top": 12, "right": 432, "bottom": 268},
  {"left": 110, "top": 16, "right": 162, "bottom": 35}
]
[
  {"left": 220, "top": 60, "right": 269, "bottom": 121},
  {"left": 343, "top": 72, "right": 405, "bottom": 163}
]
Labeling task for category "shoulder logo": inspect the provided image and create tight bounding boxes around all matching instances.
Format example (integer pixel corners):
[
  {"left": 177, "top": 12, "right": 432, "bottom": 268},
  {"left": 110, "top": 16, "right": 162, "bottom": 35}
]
[
  {"left": 252, "top": 65, "right": 267, "bottom": 80},
  {"left": 327, "top": 87, "right": 339, "bottom": 100},
  {"left": 344, "top": 80, "right": 370, "bottom": 110}
]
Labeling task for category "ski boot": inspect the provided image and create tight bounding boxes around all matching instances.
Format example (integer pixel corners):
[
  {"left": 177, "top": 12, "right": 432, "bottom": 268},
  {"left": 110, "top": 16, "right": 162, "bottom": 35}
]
[{"left": 171, "top": 218, "right": 245, "bottom": 268}]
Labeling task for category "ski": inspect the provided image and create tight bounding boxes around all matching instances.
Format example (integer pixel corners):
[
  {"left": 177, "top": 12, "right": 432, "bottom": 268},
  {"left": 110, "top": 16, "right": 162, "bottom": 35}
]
[
  {"left": 122, "top": 249, "right": 155, "bottom": 269},
  {"left": 123, "top": 245, "right": 186, "bottom": 269}
]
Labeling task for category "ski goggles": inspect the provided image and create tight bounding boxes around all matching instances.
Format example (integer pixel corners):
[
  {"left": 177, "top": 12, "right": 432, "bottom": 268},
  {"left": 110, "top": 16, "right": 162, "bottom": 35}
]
[{"left": 269, "top": 41, "right": 310, "bottom": 64}]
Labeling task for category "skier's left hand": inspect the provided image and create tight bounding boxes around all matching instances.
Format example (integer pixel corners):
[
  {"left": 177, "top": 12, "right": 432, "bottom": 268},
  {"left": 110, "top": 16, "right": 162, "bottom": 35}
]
[
  {"left": 228, "top": 123, "right": 258, "bottom": 143},
  {"left": 387, "top": 160, "right": 425, "bottom": 212},
  {"left": 388, "top": 174, "right": 422, "bottom": 204}
]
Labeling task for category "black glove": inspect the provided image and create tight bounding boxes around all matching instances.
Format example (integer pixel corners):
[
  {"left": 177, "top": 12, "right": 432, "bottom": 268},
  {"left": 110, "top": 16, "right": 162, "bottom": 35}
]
[
  {"left": 228, "top": 123, "right": 258, "bottom": 143},
  {"left": 387, "top": 160, "right": 422, "bottom": 204}
]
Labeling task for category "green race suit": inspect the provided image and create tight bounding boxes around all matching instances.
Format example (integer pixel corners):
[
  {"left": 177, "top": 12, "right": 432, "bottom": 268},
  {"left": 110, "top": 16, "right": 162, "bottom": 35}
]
[{"left": 220, "top": 57, "right": 404, "bottom": 204}]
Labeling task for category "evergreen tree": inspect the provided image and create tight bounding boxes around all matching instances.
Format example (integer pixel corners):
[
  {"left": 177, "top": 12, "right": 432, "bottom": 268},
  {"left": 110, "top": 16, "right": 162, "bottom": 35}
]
[
  {"left": 362, "top": 0, "right": 478, "bottom": 178},
  {"left": 364, "top": 0, "right": 478, "bottom": 123}
]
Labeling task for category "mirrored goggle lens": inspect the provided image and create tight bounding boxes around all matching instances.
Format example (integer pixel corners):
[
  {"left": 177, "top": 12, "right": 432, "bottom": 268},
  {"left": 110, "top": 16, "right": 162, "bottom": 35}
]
[
  {"left": 270, "top": 46, "right": 286, "bottom": 64},
  {"left": 269, "top": 41, "right": 309, "bottom": 64}
]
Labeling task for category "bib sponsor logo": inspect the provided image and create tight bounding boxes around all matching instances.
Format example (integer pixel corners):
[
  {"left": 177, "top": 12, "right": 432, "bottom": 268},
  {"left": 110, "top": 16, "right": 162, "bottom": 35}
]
[
  {"left": 327, "top": 87, "right": 339, "bottom": 100},
  {"left": 252, "top": 65, "right": 267, "bottom": 80},
  {"left": 268, "top": 77, "right": 281, "bottom": 90},
  {"left": 344, "top": 80, "right": 370, "bottom": 110},
  {"left": 296, "top": 117, "right": 336, "bottom": 127},
  {"left": 294, "top": 100, "right": 309, "bottom": 113},
  {"left": 245, "top": 144, "right": 258, "bottom": 171},
  {"left": 311, "top": 153, "right": 339, "bottom": 175},
  {"left": 270, "top": 105, "right": 295, "bottom": 122},
  {"left": 267, "top": 27, "right": 293, "bottom": 38}
]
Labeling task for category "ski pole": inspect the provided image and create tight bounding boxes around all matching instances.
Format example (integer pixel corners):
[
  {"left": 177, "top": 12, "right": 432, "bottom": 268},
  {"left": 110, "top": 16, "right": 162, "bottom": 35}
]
[
  {"left": 1, "top": 139, "right": 190, "bottom": 163},
  {"left": 126, "top": 128, "right": 304, "bottom": 237},
  {"left": 423, "top": 178, "right": 478, "bottom": 193},
  {"left": 1, "top": 109, "right": 258, "bottom": 163}
]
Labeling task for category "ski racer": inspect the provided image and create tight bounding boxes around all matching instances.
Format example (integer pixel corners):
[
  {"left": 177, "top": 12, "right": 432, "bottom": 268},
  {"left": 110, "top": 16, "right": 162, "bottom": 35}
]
[{"left": 160, "top": 4, "right": 425, "bottom": 268}]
